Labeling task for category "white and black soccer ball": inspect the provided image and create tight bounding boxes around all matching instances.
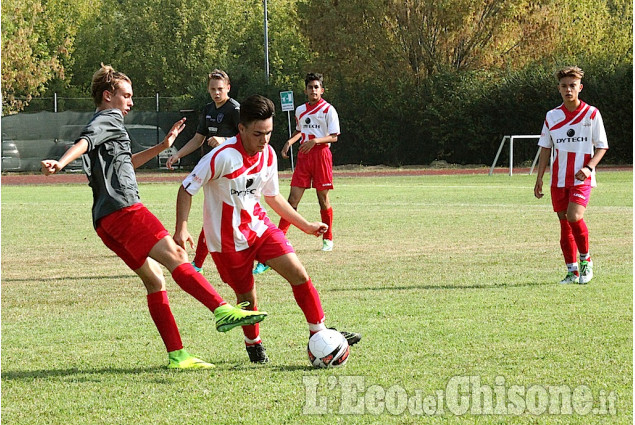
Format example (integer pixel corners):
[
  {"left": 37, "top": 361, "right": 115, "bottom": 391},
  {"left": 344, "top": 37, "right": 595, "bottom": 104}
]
[{"left": 307, "top": 329, "right": 350, "bottom": 368}]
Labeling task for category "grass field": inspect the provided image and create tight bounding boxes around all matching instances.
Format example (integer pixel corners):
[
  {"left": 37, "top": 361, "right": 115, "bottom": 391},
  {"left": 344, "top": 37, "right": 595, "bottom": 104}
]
[{"left": 1, "top": 170, "right": 632, "bottom": 424}]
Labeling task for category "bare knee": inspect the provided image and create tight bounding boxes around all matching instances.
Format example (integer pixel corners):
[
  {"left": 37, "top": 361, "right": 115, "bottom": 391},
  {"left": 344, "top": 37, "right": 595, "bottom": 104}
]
[{"left": 135, "top": 259, "right": 167, "bottom": 294}]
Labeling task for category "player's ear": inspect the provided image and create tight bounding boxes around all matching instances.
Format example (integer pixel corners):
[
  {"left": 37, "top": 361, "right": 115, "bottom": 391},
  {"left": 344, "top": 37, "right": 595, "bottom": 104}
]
[{"left": 579, "top": 83, "right": 583, "bottom": 92}]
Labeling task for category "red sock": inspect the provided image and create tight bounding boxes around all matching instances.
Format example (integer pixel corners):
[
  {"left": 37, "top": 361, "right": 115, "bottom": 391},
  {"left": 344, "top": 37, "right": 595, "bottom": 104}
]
[
  {"left": 171, "top": 263, "right": 225, "bottom": 311},
  {"left": 193, "top": 228, "right": 209, "bottom": 269},
  {"left": 569, "top": 218, "right": 589, "bottom": 257},
  {"left": 320, "top": 207, "right": 333, "bottom": 240},
  {"left": 559, "top": 219, "right": 577, "bottom": 264},
  {"left": 147, "top": 291, "right": 183, "bottom": 352},
  {"left": 242, "top": 302, "right": 260, "bottom": 342},
  {"left": 291, "top": 280, "right": 325, "bottom": 325},
  {"left": 278, "top": 217, "right": 292, "bottom": 235}
]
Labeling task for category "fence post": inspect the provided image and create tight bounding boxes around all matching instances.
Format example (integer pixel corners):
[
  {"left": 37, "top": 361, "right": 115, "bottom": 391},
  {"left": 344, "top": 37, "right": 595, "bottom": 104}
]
[{"left": 54, "top": 93, "right": 58, "bottom": 112}]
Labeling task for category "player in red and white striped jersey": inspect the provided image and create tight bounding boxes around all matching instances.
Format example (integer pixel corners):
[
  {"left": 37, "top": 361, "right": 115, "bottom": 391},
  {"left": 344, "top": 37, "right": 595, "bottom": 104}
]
[
  {"left": 534, "top": 66, "right": 608, "bottom": 285},
  {"left": 175, "top": 95, "right": 360, "bottom": 363},
  {"left": 279, "top": 73, "right": 340, "bottom": 252}
]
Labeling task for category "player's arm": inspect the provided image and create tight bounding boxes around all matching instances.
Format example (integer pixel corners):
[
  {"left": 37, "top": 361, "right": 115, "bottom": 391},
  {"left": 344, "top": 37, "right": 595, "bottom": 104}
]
[
  {"left": 174, "top": 185, "right": 195, "bottom": 249},
  {"left": 298, "top": 133, "right": 338, "bottom": 154},
  {"left": 534, "top": 147, "right": 551, "bottom": 199},
  {"left": 281, "top": 131, "right": 302, "bottom": 159},
  {"left": 575, "top": 148, "right": 608, "bottom": 181},
  {"left": 166, "top": 132, "right": 206, "bottom": 170},
  {"left": 132, "top": 118, "right": 186, "bottom": 169},
  {"left": 41, "top": 139, "right": 89, "bottom": 175},
  {"left": 265, "top": 194, "right": 327, "bottom": 237}
]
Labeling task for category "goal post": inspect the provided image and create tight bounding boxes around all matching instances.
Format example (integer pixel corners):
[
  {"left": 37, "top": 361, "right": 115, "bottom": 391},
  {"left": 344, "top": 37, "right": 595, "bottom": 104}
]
[{"left": 489, "top": 135, "right": 542, "bottom": 176}]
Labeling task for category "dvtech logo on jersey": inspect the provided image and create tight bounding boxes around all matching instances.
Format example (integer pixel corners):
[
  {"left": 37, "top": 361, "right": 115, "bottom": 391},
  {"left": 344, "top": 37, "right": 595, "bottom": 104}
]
[{"left": 230, "top": 179, "right": 257, "bottom": 197}]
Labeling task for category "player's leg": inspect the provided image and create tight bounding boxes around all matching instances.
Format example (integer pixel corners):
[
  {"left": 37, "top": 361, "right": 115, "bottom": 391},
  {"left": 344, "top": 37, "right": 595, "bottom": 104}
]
[
  {"left": 567, "top": 198, "right": 593, "bottom": 284},
  {"left": 316, "top": 189, "right": 333, "bottom": 251},
  {"left": 149, "top": 236, "right": 267, "bottom": 331},
  {"left": 135, "top": 258, "right": 214, "bottom": 369},
  {"left": 277, "top": 185, "right": 306, "bottom": 234},
  {"left": 191, "top": 228, "right": 208, "bottom": 272},
  {"left": 236, "top": 288, "right": 269, "bottom": 363},
  {"left": 314, "top": 148, "right": 334, "bottom": 251},
  {"left": 211, "top": 250, "right": 269, "bottom": 363},
  {"left": 552, "top": 187, "right": 579, "bottom": 283}
]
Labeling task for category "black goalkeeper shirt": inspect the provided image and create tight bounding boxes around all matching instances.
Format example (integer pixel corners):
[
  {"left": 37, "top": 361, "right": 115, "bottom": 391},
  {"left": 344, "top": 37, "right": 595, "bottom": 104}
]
[{"left": 195, "top": 98, "right": 240, "bottom": 155}]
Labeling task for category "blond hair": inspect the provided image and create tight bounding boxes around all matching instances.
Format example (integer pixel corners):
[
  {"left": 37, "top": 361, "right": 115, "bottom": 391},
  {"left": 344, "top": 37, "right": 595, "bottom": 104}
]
[
  {"left": 207, "top": 69, "right": 230, "bottom": 85},
  {"left": 555, "top": 66, "right": 584, "bottom": 81},
  {"left": 91, "top": 63, "right": 132, "bottom": 106}
]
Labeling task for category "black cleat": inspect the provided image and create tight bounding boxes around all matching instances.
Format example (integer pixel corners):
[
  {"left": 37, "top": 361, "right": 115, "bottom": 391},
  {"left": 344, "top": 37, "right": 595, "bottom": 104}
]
[
  {"left": 246, "top": 343, "right": 270, "bottom": 364},
  {"left": 330, "top": 328, "right": 362, "bottom": 346}
]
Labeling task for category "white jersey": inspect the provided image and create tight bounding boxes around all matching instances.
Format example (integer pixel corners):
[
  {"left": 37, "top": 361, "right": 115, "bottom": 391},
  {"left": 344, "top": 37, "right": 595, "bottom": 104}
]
[
  {"left": 182, "top": 136, "right": 279, "bottom": 253},
  {"left": 538, "top": 101, "right": 608, "bottom": 188},
  {"left": 295, "top": 98, "right": 340, "bottom": 147}
]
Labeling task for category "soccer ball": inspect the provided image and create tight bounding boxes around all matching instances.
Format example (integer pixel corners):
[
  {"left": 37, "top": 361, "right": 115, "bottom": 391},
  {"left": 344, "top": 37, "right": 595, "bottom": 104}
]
[{"left": 307, "top": 329, "right": 350, "bottom": 368}]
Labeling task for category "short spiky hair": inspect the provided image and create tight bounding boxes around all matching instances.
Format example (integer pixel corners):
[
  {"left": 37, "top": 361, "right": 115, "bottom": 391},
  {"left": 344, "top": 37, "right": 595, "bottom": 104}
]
[
  {"left": 239, "top": 95, "right": 275, "bottom": 126},
  {"left": 556, "top": 66, "right": 584, "bottom": 81},
  {"left": 305, "top": 72, "right": 324, "bottom": 88},
  {"left": 91, "top": 63, "right": 131, "bottom": 106},
  {"left": 208, "top": 69, "right": 230, "bottom": 85}
]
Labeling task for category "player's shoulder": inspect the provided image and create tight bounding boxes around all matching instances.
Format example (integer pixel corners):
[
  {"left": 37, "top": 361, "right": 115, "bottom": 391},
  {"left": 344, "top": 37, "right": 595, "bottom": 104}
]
[{"left": 227, "top": 98, "right": 240, "bottom": 110}]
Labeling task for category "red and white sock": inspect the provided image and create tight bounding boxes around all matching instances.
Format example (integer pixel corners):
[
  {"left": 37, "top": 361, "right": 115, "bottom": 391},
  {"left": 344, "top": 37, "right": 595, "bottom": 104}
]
[
  {"left": 292, "top": 279, "right": 325, "bottom": 330},
  {"left": 569, "top": 218, "right": 589, "bottom": 257},
  {"left": 559, "top": 219, "right": 577, "bottom": 265},
  {"left": 171, "top": 263, "right": 225, "bottom": 312},
  {"left": 147, "top": 291, "right": 183, "bottom": 352},
  {"left": 320, "top": 207, "right": 333, "bottom": 241}
]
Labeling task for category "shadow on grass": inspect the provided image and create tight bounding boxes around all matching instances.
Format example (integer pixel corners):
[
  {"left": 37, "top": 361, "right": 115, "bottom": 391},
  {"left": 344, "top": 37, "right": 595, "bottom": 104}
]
[
  {"left": 327, "top": 280, "right": 554, "bottom": 292},
  {"left": 2, "top": 362, "right": 313, "bottom": 381},
  {"left": 2, "top": 274, "right": 135, "bottom": 283}
]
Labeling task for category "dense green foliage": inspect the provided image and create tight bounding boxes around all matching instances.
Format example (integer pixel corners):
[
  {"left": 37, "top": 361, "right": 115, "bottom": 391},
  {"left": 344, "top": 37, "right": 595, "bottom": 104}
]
[{"left": 2, "top": 0, "right": 632, "bottom": 165}]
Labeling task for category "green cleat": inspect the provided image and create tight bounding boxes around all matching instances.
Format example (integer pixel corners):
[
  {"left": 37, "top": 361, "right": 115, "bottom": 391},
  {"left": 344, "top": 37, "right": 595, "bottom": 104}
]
[
  {"left": 214, "top": 302, "right": 267, "bottom": 332},
  {"left": 579, "top": 260, "right": 593, "bottom": 284},
  {"left": 322, "top": 239, "right": 334, "bottom": 251},
  {"left": 167, "top": 349, "right": 214, "bottom": 369},
  {"left": 253, "top": 262, "right": 271, "bottom": 275},
  {"left": 191, "top": 261, "right": 202, "bottom": 273},
  {"left": 559, "top": 271, "right": 579, "bottom": 284}
]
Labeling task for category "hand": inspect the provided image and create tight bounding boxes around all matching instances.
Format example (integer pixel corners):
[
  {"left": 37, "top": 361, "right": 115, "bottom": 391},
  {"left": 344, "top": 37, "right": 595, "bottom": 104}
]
[
  {"left": 299, "top": 139, "right": 316, "bottom": 154},
  {"left": 575, "top": 167, "right": 591, "bottom": 182},
  {"left": 281, "top": 142, "right": 290, "bottom": 159},
  {"left": 206, "top": 136, "right": 224, "bottom": 148},
  {"left": 305, "top": 222, "right": 328, "bottom": 237},
  {"left": 173, "top": 228, "right": 194, "bottom": 250},
  {"left": 166, "top": 154, "right": 180, "bottom": 170},
  {"left": 41, "top": 160, "right": 62, "bottom": 175},
  {"left": 534, "top": 179, "right": 544, "bottom": 199},
  {"left": 163, "top": 118, "right": 187, "bottom": 150}
]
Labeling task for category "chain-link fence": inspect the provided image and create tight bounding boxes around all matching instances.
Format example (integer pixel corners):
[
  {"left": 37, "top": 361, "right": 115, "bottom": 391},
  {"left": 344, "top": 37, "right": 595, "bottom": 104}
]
[{"left": 1, "top": 95, "right": 205, "bottom": 172}]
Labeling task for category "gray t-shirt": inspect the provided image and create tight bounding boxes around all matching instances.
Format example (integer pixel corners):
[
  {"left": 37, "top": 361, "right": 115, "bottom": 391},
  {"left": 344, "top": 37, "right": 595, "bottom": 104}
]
[{"left": 77, "top": 109, "right": 140, "bottom": 228}]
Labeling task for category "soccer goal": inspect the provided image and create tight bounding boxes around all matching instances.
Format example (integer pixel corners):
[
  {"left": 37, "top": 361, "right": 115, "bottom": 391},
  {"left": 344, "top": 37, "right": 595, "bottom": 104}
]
[{"left": 489, "top": 135, "right": 541, "bottom": 176}]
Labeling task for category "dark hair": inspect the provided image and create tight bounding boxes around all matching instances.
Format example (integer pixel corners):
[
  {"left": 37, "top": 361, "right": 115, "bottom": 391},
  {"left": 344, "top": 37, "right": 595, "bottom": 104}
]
[
  {"left": 91, "top": 63, "right": 131, "bottom": 106},
  {"left": 305, "top": 72, "right": 324, "bottom": 88},
  {"left": 239, "top": 95, "right": 275, "bottom": 126}
]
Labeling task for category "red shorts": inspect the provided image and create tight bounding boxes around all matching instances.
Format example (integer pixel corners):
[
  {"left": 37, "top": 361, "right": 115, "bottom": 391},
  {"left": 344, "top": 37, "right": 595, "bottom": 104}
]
[
  {"left": 96, "top": 203, "right": 169, "bottom": 270},
  {"left": 550, "top": 185, "right": 592, "bottom": 212},
  {"left": 211, "top": 227, "right": 295, "bottom": 294},
  {"left": 291, "top": 146, "right": 333, "bottom": 190}
]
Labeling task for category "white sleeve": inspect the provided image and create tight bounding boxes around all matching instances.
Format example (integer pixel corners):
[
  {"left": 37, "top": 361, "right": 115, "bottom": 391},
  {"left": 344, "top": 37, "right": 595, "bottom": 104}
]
[
  {"left": 592, "top": 110, "right": 609, "bottom": 149},
  {"left": 326, "top": 107, "right": 340, "bottom": 135},
  {"left": 181, "top": 152, "right": 214, "bottom": 195},
  {"left": 537, "top": 120, "right": 552, "bottom": 149},
  {"left": 260, "top": 147, "right": 279, "bottom": 197}
]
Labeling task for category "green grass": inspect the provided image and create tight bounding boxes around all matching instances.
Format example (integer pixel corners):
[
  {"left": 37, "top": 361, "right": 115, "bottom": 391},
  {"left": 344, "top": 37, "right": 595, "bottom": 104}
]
[{"left": 1, "top": 171, "right": 632, "bottom": 424}]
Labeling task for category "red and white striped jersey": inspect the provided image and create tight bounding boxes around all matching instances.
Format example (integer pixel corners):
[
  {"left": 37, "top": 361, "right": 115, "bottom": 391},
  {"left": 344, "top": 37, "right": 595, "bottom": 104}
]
[
  {"left": 181, "top": 135, "right": 279, "bottom": 253},
  {"left": 538, "top": 101, "right": 608, "bottom": 188},
  {"left": 295, "top": 98, "right": 340, "bottom": 147}
]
